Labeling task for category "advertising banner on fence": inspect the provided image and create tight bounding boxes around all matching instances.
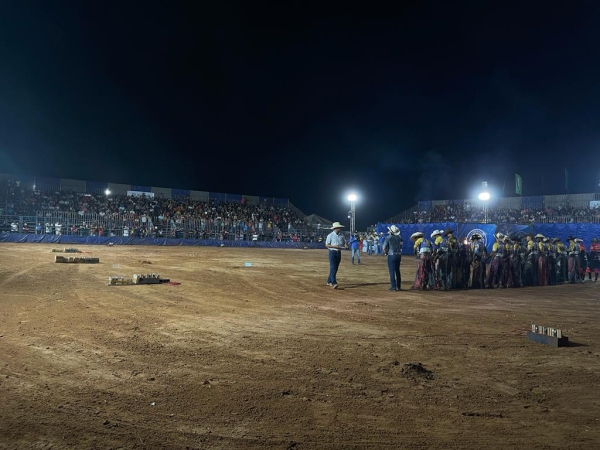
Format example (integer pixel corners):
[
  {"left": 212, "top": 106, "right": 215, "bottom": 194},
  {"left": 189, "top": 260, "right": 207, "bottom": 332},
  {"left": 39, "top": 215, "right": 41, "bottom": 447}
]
[
  {"left": 456, "top": 224, "right": 496, "bottom": 254},
  {"left": 127, "top": 191, "right": 154, "bottom": 198}
]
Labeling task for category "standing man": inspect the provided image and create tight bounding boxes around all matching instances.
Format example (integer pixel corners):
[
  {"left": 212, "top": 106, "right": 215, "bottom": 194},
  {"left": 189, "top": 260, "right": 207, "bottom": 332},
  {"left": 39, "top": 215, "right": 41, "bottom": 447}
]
[
  {"left": 554, "top": 237, "right": 567, "bottom": 284},
  {"left": 349, "top": 233, "right": 361, "bottom": 265},
  {"left": 372, "top": 233, "right": 380, "bottom": 256},
  {"left": 383, "top": 225, "right": 403, "bottom": 291},
  {"left": 411, "top": 231, "right": 434, "bottom": 290},
  {"left": 486, "top": 232, "right": 506, "bottom": 288},
  {"left": 535, "top": 233, "right": 547, "bottom": 286},
  {"left": 588, "top": 237, "right": 600, "bottom": 282},
  {"left": 431, "top": 230, "right": 447, "bottom": 290},
  {"left": 366, "top": 233, "right": 374, "bottom": 256},
  {"left": 444, "top": 229, "right": 460, "bottom": 289},
  {"left": 469, "top": 233, "right": 487, "bottom": 289},
  {"left": 566, "top": 236, "right": 579, "bottom": 283},
  {"left": 575, "top": 238, "right": 588, "bottom": 281},
  {"left": 524, "top": 234, "right": 538, "bottom": 286},
  {"left": 326, "top": 222, "right": 346, "bottom": 289}
]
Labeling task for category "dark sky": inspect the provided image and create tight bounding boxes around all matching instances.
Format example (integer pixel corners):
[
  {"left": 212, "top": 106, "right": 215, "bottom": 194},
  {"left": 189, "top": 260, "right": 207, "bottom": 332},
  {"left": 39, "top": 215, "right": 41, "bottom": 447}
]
[{"left": 1, "top": 2, "right": 600, "bottom": 229}]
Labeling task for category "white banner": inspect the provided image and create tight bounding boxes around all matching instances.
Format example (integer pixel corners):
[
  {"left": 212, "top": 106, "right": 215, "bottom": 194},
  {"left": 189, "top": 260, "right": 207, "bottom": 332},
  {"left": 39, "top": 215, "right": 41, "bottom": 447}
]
[
  {"left": 590, "top": 200, "right": 600, "bottom": 208},
  {"left": 127, "top": 190, "right": 154, "bottom": 198}
]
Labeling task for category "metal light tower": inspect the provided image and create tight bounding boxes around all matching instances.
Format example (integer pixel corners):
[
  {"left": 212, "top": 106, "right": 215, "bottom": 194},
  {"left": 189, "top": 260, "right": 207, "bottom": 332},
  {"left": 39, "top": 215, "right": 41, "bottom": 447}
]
[
  {"left": 347, "top": 193, "right": 357, "bottom": 235},
  {"left": 478, "top": 182, "right": 490, "bottom": 224}
]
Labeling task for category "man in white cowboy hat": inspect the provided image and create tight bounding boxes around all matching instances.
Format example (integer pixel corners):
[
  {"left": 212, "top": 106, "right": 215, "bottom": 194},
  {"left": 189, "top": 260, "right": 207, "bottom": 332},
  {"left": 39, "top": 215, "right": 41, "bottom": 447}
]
[
  {"left": 383, "top": 225, "right": 403, "bottom": 291},
  {"left": 486, "top": 232, "right": 506, "bottom": 288},
  {"left": 325, "top": 222, "right": 346, "bottom": 289},
  {"left": 535, "top": 233, "right": 548, "bottom": 286},
  {"left": 469, "top": 233, "right": 487, "bottom": 289},
  {"left": 430, "top": 230, "right": 446, "bottom": 290},
  {"left": 411, "top": 231, "right": 434, "bottom": 290},
  {"left": 524, "top": 233, "right": 538, "bottom": 286},
  {"left": 574, "top": 238, "right": 589, "bottom": 282},
  {"left": 566, "top": 236, "right": 580, "bottom": 283}
]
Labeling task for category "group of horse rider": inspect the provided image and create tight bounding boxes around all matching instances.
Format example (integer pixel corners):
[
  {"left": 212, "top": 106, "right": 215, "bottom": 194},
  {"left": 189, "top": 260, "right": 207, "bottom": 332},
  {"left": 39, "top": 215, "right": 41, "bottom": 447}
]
[{"left": 409, "top": 228, "right": 600, "bottom": 291}]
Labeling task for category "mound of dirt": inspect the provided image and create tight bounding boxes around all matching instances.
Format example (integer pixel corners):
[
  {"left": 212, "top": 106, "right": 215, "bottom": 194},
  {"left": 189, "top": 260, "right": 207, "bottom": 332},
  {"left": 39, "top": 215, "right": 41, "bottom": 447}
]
[
  {"left": 139, "top": 260, "right": 152, "bottom": 264},
  {"left": 401, "top": 362, "right": 435, "bottom": 381}
]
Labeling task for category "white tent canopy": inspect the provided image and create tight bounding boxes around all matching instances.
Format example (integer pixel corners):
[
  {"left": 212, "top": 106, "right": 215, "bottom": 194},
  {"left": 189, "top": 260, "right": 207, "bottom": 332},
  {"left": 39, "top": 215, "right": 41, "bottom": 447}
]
[{"left": 304, "top": 214, "right": 334, "bottom": 228}]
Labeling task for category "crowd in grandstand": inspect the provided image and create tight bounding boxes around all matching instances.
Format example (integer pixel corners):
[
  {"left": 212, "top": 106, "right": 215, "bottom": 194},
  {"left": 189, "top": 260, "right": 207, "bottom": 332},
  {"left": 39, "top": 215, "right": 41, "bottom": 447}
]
[
  {"left": 400, "top": 203, "right": 600, "bottom": 224},
  {"left": 409, "top": 228, "right": 599, "bottom": 291},
  {"left": 0, "top": 181, "right": 320, "bottom": 241}
]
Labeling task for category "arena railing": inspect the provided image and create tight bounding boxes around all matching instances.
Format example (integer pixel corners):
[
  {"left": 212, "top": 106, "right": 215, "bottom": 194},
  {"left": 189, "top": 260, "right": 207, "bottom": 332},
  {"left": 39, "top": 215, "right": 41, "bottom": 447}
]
[{"left": 0, "top": 213, "right": 333, "bottom": 243}]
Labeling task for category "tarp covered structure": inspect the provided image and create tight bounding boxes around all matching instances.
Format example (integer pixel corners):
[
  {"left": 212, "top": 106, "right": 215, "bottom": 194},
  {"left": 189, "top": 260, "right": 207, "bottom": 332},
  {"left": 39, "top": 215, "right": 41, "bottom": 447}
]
[{"left": 304, "top": 214, "right": 333, "bottom": 229}]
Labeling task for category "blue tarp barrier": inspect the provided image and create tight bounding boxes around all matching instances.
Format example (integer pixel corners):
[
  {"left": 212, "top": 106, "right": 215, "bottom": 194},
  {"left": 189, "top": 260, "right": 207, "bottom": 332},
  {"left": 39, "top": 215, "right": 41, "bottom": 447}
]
[
  {"left": 0, "top": 233, "right": 326, "bottom": 249},
  {"left": 456, "top": 223, "right": 497, "bottom": 253}
]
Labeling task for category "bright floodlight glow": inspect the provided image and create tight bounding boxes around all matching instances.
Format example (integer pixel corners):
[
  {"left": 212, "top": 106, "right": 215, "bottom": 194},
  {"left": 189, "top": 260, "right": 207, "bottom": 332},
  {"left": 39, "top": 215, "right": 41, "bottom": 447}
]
[
  {"left": 347, "top": 193, "right": 357, "bottom": 202},
  {"left": 105, "top": 189, "right": 111, "bottom": 196},
  {"left": 478, "top": 192, "right": 490, "bottom": 201}
]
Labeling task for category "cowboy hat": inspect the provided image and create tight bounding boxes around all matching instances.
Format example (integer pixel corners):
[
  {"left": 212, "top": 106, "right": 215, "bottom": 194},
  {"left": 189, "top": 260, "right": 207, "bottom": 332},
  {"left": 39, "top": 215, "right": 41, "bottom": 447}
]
[
  {"left": 443, "top": 228, "right": 454, "bottom": 236},
  {"left": 534, "top": 233, "right": 545, "bottom": 239},
  {"left": 430, "top": 229, "right": 442, "bottom": 238},
  {"left": 566, "top": 236, "right": 575, "bottom": 241},
  {"left": 330, "top": 222, "right": 345, "bottom": 229},
  {"left": 543, "top": 237, "right": 549, "bottom": 243},
  {"left": 388, "top": 225, "right": 401, "bottom": 236},
  {"left": 495, "top": 232, "right": 505, "bottom": 240},
  {"left": 552, "top": 237, "right": 561, "bottom": 243},
  {"left": 575, "top": 238, "right": 583, "bottom": 243},
  {"left": 469, "top": 233, "right": 482, "bottom": 240},
  {"left": 410, "top": 232, "right": 424, "bottom": 241}
]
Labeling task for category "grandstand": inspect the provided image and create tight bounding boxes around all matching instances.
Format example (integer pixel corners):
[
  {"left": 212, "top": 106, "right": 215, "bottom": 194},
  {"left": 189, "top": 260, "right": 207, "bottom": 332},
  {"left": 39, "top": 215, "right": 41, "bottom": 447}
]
[
  {"left": 387, "top": 193, "right": 600, "bottom": 225},
  {"left": 0, "top": 173, "right": 331, "bottom": 243}
]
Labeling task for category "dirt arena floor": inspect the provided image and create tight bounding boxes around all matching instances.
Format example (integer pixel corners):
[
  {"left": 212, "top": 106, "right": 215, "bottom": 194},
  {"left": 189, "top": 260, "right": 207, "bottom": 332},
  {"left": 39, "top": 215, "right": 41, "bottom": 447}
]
[{"left": 0, "top": 243, "right": 599, "bottom": 450}]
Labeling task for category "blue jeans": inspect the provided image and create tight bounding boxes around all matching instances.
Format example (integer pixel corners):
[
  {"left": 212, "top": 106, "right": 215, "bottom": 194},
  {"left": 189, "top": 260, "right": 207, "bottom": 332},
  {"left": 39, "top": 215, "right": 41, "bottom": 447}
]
[
  {"left": 328, "top": 250, "right": 341, "bottom": 284},
  {"left": 387, "top": 254, "right": 402, "bottom": 290},
  {"left": 351, "top": 248, "right": 361, "bottom": 263}
]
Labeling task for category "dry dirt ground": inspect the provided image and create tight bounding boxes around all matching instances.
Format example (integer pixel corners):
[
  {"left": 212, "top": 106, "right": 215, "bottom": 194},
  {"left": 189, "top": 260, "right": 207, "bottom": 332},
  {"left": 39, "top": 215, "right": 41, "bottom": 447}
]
[{"left": 0, "top": 243, "right": 599, "bottom": 450}]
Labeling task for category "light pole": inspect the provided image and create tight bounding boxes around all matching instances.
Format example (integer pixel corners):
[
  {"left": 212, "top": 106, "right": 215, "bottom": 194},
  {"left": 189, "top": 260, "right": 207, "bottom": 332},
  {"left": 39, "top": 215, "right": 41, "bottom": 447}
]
[
  {"left": 347, "top": 193, "right": 357, "bottom": 236},
  {"left": 105, "top": 189, "right": 112, "bottom": 236},
  {"left": 478, "top": 182, "right": 490, "bottom": 223}
]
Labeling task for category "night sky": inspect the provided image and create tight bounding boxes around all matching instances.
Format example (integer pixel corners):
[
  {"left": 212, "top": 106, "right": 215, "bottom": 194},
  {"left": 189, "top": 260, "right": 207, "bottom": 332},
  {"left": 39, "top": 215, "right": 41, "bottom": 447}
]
[{"left": 1, "top": 2, "right": 600, "bottom": 229}]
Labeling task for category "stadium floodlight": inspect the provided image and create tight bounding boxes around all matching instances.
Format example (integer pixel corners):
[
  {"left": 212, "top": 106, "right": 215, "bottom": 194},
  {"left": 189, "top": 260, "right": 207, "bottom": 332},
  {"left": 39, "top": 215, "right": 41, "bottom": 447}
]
[
  {"left": 105, "top": 188, "right": 111, "bottom": 196},
  {"left": 347, "top": 193, "right": 358, "bottom": 235},
  {"left": 478, "top": 182, "right": 490, "bottom": 223}
]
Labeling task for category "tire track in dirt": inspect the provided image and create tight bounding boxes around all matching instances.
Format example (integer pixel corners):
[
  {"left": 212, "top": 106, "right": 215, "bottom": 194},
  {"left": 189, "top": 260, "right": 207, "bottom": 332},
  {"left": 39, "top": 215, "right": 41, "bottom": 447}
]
[{"left": 0, "top": 265, "right": 34, "bottom": 287}]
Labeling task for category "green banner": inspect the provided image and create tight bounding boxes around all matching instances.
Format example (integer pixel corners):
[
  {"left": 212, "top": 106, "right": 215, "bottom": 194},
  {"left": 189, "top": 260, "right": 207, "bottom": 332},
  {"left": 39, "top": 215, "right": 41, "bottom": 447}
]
[{"left": 515, "top": 173, "right": 522, "bottom": 195}]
